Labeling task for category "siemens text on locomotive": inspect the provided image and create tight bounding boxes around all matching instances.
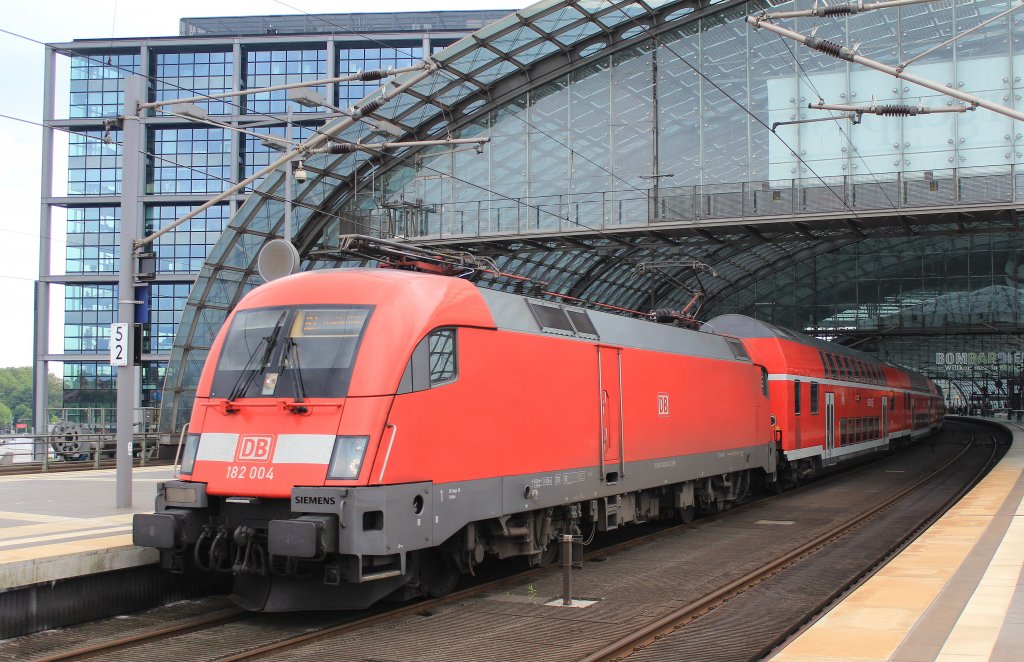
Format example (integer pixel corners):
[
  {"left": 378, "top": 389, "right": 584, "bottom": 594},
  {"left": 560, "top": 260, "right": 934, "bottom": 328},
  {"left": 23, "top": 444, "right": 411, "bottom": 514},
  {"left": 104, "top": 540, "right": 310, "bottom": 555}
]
[{"left": 133, "top": 268, "right": 944, "bottom": 611}]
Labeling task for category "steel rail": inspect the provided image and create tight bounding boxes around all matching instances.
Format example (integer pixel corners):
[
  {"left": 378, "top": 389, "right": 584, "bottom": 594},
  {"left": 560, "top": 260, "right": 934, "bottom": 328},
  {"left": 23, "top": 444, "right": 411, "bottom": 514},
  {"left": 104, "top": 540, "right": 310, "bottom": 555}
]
[
  {"left": 30, "top": 608, "right": 251, "bottom": 662},
  {"left": 579, "top": 427, "right": 997, "bottom": 662}
]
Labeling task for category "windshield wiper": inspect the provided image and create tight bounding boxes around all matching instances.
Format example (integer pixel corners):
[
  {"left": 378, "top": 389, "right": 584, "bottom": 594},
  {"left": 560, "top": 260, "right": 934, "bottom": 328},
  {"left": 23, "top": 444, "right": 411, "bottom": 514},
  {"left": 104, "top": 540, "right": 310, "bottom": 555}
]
[
  {"left": 227, "top": 311, "right": 288, "bottom": 402},
  {"left": 283, "top": 337, "right": 307, "bottom": 406}
]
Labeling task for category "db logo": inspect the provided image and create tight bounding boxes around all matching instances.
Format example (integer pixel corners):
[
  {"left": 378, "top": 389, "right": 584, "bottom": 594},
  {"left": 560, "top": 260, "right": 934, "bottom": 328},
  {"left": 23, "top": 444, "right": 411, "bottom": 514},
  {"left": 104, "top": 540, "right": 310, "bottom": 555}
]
[
  {"left": 657, "top": 393, "right": 670, "bottom": 417},
  {"left": 236, "top": 435, "right": 275, "bottom": 462}
]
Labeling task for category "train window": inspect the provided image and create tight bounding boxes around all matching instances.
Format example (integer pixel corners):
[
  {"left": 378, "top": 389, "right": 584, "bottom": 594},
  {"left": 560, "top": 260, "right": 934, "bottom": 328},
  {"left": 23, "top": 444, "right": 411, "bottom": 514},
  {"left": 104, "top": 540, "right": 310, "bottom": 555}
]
[
  {"left": 810, "top": 382, "right": 819, "bottom": 415},
  {"left": 428, "top": 329, "right": 458, "bottom": 386},
  {"left": 856, "top": 418, "right": 862, "bottom": 443},
  {"left": 840, "top": 418, "right": 847, "bottom": 446},
  {"left": 211, "top": 305, "right": 373, "bottom": 400},
  {"left": 397, "top": 328, "right": 458, "bottom": 394},
  {"left": 889, "top": 397, "right": 895, "bottom": 411},
  {"left": 826, "top": 353, "right": 839, "bottom": 380},
  {"left": 818, "top": 350, "right": 830, "bottom": 378},
  {"left": 794, "top": 379, "right": 802, "bottom": 415},
  {"left": 838, "top": 356, "right": 849, "bottom": 381}
]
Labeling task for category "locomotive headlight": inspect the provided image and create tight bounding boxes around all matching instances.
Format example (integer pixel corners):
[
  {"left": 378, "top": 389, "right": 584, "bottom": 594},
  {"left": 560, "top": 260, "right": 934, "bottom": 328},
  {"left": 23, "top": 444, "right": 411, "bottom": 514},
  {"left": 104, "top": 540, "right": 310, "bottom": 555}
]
[
  {"left": 179, "top": 433, "right": 200, "bottom": 475},
  {"left": 327, "top": 435, "right": 369, "bottom": 480}
]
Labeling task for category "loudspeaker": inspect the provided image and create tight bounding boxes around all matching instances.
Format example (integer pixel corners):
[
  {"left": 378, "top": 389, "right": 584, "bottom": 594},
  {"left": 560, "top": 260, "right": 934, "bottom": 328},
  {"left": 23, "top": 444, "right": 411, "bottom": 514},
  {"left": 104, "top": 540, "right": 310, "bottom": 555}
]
[{"left": 257, "top": 238, "right": 301, "bottom": 282}]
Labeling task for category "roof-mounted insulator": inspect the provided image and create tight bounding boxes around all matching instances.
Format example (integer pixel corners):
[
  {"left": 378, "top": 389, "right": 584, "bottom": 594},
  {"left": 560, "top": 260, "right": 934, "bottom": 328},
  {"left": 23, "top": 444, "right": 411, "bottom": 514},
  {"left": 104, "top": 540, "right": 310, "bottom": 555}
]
[
  {"left": 805, "top": 37, "right": 856, "bottom": 61},
  {"left": 326, "top": 142, "right": 360, "bottom": 154},
  {"left": 358, "top": 69, "right": 389, "bottom": 81}
]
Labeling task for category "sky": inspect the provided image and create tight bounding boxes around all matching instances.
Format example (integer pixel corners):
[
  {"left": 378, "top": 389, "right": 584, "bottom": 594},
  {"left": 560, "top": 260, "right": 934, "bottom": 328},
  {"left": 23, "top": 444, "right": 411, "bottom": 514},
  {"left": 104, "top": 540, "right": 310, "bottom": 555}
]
[{"left": 0, "top": 0, "right": 519, "bottom": 370}]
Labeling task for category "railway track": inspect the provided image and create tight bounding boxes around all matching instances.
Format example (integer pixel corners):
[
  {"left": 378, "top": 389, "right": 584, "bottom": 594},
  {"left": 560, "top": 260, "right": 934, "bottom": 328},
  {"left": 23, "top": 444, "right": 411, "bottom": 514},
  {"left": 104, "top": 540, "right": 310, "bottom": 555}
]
[
  {"left": 19, "top": 514, "right": 699, "bottom": 661},
  {"left": 8, "top": 421, "right": 1002, "bottom": 661},
  {"left": 585, "top": 421, "right": 1004, "bottom": 662}
]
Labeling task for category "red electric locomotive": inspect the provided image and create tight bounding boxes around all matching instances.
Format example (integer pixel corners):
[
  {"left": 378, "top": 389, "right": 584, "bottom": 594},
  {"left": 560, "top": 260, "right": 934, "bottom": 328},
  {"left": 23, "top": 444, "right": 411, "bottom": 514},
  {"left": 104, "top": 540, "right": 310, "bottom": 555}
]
[{"left": 134, "top": 268, "right": 942, "bottom": 611}]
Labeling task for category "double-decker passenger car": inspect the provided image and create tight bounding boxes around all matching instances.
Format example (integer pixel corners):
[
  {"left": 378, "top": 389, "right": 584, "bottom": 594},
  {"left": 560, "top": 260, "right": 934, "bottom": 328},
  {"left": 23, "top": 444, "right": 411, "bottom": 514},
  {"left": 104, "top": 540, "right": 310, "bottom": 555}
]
[{"left": 709, "top": 314, "right": 944, "bottom": 484}]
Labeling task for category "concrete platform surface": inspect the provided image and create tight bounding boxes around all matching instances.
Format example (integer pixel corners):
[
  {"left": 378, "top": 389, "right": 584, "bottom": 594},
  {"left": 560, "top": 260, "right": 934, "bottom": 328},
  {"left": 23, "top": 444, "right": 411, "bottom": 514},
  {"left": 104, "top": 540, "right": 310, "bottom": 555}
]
[
  {"left": 772, "top": 421, "right": 1024, "bottom": 662},
  {"left": 0, "top": 466, "right": 174, "bottom": 590}
]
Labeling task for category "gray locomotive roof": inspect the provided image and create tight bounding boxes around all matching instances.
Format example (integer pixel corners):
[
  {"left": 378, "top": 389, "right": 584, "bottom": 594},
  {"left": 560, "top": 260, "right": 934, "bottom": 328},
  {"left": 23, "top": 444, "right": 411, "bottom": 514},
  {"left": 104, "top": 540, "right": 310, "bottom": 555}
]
[{"left": 479, "top": 289, "right": 746, "bottom": 363}]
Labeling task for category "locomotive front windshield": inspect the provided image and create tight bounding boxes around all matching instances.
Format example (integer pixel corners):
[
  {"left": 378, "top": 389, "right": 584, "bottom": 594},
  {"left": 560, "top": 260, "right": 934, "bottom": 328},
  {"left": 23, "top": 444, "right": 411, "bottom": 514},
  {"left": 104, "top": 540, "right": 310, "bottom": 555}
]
[{"left": 210, "top": 305, "right": 373, "bottom": 400}]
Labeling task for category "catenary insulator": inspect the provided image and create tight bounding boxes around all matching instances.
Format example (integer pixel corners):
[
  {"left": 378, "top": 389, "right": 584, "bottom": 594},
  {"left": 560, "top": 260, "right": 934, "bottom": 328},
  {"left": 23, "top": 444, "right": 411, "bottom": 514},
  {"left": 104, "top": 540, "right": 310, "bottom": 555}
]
[
  {"left": 327, "top": 142, "right": 359, "bottom": 154},
  {"left": 353, "top": 98, "right": 386, "bottom": 117},
  {"left": 814, "top": 2, "right": 862, "bottom": 17},
  {"left": 358, "top": 69, "right": 389, "bottom": 81},
  {"left": 874, "top": 104, "right": 919, "bottom": 117},
  {"left": 805, "top": 37, "right": 856, "bottom": 61}
]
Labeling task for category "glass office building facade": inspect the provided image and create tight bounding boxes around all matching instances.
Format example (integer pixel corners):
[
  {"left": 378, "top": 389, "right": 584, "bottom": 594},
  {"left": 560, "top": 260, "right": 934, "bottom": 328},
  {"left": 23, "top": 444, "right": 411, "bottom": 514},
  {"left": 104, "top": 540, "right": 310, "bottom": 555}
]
[{"left": 37, "top": 10, "right": 513, "bottom": 427}]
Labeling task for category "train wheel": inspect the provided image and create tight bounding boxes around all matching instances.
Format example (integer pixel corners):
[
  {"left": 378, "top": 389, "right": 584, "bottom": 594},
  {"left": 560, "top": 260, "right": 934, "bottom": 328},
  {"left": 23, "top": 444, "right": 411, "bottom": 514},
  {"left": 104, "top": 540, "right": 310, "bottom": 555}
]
[
  {"left": 419, "top": 550, "right": 460, "bottom": 598},
  {"left": 677, "top": 506, "right": 695, "bottom": 524}
]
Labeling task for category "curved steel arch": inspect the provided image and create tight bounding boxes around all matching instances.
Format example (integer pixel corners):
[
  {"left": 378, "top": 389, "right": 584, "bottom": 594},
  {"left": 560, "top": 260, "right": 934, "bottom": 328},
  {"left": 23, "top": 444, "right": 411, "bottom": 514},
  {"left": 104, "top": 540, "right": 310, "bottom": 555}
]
[{"left": 162, "top": 0, "right": 746, "bottom": 430}]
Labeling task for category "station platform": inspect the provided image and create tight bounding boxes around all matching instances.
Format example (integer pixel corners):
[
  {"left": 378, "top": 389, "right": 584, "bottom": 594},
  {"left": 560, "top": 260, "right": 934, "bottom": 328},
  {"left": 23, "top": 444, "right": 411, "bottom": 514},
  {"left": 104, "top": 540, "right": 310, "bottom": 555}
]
[
  {"left": 0, "top": 466, "right": 174, "bottom": 591},
  {"left": 773, "top": 420, "right": 1024, "bottom": 662}
]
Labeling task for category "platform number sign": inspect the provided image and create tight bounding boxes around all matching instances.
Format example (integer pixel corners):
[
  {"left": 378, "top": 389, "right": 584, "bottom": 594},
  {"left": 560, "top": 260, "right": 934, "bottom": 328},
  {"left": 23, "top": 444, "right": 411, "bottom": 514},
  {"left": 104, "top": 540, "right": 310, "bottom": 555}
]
[{"left": 110, "top": 322, "right": 129, "bottom": 367}]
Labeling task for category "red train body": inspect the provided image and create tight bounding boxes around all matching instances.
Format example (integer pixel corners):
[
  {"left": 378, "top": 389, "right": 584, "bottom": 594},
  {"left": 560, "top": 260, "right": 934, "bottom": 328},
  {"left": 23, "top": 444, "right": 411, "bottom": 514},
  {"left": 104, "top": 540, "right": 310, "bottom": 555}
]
[{"left": 134, "top": 269, "right": 943, "bottom": 610}]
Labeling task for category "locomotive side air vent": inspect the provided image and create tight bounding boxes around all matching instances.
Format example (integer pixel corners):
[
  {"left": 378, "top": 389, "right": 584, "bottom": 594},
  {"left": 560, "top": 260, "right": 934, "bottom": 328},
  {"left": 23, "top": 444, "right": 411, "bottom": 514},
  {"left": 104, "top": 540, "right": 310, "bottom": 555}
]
[
  {"left": 527, "top": 301, "right": 600, "bottom": 340},
  {"left": 566, "top": 308, "right": 598, "bottom": 339},
  {"left": 528, "top": 301, "right": 575, "bottom": 335}
]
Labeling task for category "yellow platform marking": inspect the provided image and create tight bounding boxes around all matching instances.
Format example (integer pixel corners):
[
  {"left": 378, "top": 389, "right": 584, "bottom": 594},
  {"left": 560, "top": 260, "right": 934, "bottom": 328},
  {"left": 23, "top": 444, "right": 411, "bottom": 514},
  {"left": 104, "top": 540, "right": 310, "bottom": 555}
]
[
  {"left": 773, "top": 429, "right": 1024, "bottom": 662},
  {"left": 0, "top": 525, "right": 131, "bottom": 550},
  {"left": 0, "top": 534, "right": 135, "bottom": 564}
]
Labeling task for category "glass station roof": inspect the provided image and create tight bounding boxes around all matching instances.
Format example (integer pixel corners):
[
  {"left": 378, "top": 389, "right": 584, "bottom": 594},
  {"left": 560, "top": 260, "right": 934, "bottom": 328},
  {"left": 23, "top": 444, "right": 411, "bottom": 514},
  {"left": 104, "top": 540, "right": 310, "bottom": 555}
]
[{"left": 161, "top": 0, "right": 1024, "bottom": 428}]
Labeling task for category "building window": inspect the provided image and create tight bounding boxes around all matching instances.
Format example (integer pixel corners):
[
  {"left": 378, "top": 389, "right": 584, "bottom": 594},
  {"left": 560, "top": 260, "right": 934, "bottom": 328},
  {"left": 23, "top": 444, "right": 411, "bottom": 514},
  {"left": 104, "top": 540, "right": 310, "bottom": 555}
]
[
  {"left": 62, "top": 362, "right": 117, "bottom": 413},
  {"left": 69, "top": 53, "right": 140, "bottom": 118},
  {"left": 66, "top": 207, "right": 119, "bottom": 273},
  {"left": 245, "top": 48, "right": 327, "bottom": 115},
  {"left": 140, "top": 361, "right": 167, "bottom": 410},
  {"left": 153, "top": 50, "right": 233, "bottom": 115},
  {"left": 146, "top": 283, "right": 192, "bottom": 353},
  {"left": 145, "top": 205, "right": 228, "bottom": 273},
  {"left": 150, "top": 127, "right": 231, "bottom": 194},
  {"left": 243, "top": 125, "right": 316, "bottom": 182},
  {"left": 810, "top": 382, "right": 819, "bottom": 415},
  {"left": 794, "top": 379, "right": 801, "bottom": 415},
  {"left": 64, "top": 284, "right": 117, "bottom": 353},
  {"left": 337, "top": 45, "right": 423, "bottom": 108},
  {"left": 68, "top": 131, "right": 122, "bottom": 196}
]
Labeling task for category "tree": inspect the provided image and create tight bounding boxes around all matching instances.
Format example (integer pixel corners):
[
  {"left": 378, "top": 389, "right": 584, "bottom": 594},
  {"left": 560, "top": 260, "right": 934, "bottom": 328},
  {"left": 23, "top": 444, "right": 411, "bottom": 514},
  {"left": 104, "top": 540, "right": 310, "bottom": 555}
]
[
  {"left": 0, "top": 402, "right": 10, "bottom": 433},
  {"left": 0, "top": 367, "right": 64, "bottom": 430},
  {"left": 12, "top": 404, "right": 31, "bottom": 427}
]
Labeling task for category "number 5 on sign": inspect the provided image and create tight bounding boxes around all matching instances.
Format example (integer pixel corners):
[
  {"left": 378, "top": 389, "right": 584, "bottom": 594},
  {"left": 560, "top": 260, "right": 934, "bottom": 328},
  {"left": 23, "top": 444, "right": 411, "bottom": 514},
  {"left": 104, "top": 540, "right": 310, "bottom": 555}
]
[{"left": 110, "top": 322, "right": 129, "bottom": 367}]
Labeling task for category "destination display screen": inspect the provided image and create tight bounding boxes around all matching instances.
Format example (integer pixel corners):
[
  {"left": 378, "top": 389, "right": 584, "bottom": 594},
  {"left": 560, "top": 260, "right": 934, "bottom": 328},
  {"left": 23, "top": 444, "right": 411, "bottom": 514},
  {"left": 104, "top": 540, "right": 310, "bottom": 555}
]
[{"left": 293, "top": 308, "right": 370, "bottom": 337}]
